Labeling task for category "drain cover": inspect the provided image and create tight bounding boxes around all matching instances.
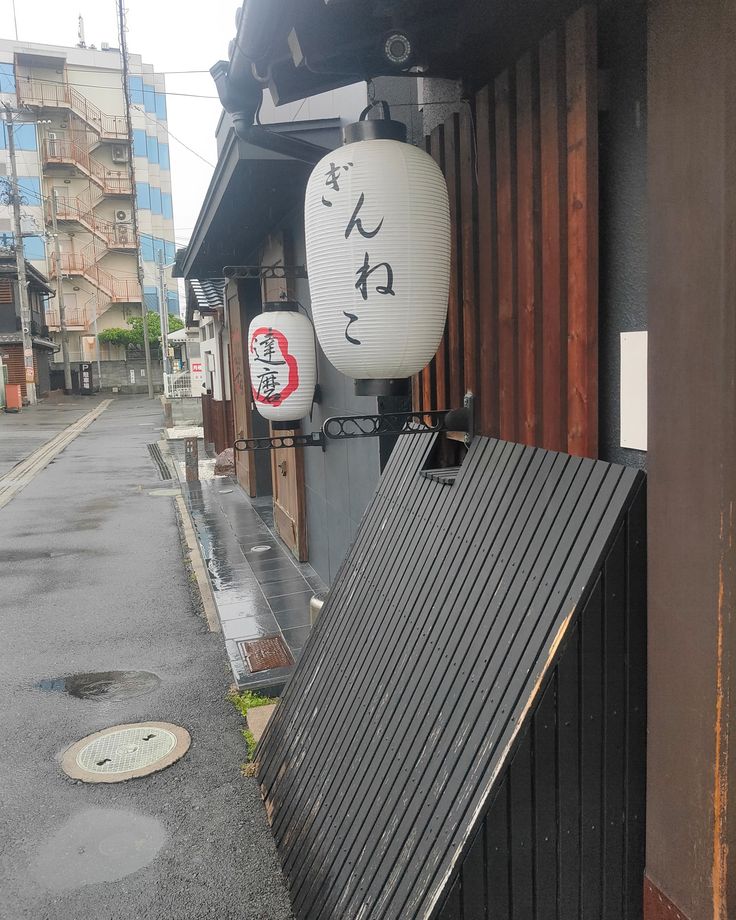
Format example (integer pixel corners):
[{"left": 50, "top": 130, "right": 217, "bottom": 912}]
[
  {"left": 239, "top": 636, "right": 294, "bottom": 672},
  {"left": 61, "top": 722, "right": 190, "bottom": 783},
  {"left": 37, "top": 670, "right": 160, "bottom": 702}
]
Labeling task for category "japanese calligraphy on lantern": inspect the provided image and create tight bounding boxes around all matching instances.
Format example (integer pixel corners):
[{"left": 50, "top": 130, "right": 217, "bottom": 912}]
[
  {"left": 305, "top": 130, "right": 451, "bottom": 382},
  {"left": 320, "top": 175, "right": 395, "bottom": 346},
  {"left": 249, "top": 327, "right": 299, "bottom": 406}
]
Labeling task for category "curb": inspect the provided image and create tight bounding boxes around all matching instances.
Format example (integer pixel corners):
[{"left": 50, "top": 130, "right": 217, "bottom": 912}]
[{"left": 157, "top": 437, "right": 221, "bottom": 634}]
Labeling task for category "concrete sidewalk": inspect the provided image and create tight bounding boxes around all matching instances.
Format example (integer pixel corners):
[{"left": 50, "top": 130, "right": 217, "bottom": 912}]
[
  {"left": 0, "top": 392, "right": 108, "bottom": 478},
  {"left": 0, "top": 396, "right": 292, "bottom": 920}
]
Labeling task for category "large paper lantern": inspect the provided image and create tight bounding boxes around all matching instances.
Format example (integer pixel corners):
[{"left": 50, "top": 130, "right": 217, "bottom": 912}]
[
  {"left": 304, "top": 105, "right": 450, "bottom": 394},
  {"left": 247, "top": 303, "right": 316, "bottom": 429}
]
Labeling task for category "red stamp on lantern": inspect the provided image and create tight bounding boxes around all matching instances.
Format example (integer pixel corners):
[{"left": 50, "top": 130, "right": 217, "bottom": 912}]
[{"left": 249, "top": 327, "right": 299, "bottom": 406}]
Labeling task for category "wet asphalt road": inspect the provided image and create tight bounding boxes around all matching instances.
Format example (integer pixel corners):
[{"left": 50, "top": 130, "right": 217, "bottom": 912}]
[{"left": 0, "top": 396, "right": 292, "bottom": 920}]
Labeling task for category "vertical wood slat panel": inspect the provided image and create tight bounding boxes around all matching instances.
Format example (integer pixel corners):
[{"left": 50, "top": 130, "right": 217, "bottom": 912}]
[
  {"left": 444, "top": 113, "right": 465, "bottom": 409},
  {"left": 495, "top": 69, "right": 517, "bottom": 442},
  {"left": 429, "top": 125, "right": 449, "bottom": 412},
  {"left": 539, "top": 28, "right": 567, "bottom": 452},
  {"left": 515, "top": 51, "right": 539, "bottom": 446},
  {"left": 421, "top": 4, "right": 596, "bottom": 456},
  {"left": 565, "top": 3, "right": 598, "bottom": 457},
  {"left": 475, "top": 84, "right": 499, "bottom": 437},
  {"left": 459, "top": 105, "right": 479, "bottom": 399}
]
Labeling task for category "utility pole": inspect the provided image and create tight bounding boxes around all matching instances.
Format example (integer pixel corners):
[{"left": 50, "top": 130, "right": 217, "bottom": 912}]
[
  {"left": 49, "top": 188, "right": 73, "bottom": 392},
  {"left": 157, "top": 248, "right": 171, "bottom": 376},
  {"left": 117, "top": 0, "right": 154, "bottom": 398},
  {"left": 4, "top": 107, "right": 37, "bottom": 405}
]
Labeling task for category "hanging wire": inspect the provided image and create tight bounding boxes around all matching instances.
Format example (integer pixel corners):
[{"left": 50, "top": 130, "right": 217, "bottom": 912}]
[{"left": 463, "top": 97, "right": 480, "bottom": 188}]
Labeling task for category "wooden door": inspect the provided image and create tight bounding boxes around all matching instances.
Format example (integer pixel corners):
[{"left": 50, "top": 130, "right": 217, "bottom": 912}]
[
  {"left": 262, "top": 231, "right": 308, "bottom": 561},
  {"left": 227, "top": 279, "right": 257, "bottom": 496}
]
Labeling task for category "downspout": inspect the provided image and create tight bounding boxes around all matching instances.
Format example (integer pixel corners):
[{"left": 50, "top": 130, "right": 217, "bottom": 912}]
[{"left": 210, "top": 61, "right": 329, "bottom": 166}]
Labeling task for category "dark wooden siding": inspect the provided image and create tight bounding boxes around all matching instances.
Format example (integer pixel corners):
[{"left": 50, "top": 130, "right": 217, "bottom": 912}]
[
  {"left": 437, "top": 494, "right": 646, "bottom": 920},
  {"left": 201, "top": 392, "right": 233, "bottom": 454},
  {"left": 257, "top": 434, "right": 645, "bottom": 919},
  {"left": 1, "top": 343, "right": 26, "bottom": 399},
  {"left": 414, "top": 4, "right": 598, "bottom": 458}
]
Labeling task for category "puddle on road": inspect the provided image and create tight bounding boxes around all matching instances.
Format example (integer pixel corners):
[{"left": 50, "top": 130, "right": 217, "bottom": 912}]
[
  {"left": 31, "top": 807, "right": 167, "bottom": 890},
  {"left": 36, "top": 670, "right": 161, "bottom": 702}
]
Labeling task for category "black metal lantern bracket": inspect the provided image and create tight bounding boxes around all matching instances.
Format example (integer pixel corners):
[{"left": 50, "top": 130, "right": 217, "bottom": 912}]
[
  {"left": 234, "top": 392, "right": 475, "bottom": 453},
  {"left": 222, "top": 264, "right": 308, "bottom": 280}
]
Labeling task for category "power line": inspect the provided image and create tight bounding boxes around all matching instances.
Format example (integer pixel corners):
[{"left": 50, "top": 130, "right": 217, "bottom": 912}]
[
  {"left": 132, "top": 105, "right": 216, "bottom": 168},
  {"left": 16, "top": 75, "right": 219, "bottom": 100}
]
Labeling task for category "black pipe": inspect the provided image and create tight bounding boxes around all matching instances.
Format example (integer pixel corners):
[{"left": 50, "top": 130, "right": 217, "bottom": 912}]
[{"left": 210, "top": 60, "right": 330, "bottom": 165}]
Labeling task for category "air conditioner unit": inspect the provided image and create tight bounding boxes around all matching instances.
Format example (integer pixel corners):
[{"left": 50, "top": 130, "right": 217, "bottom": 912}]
[
  {"left": 115, "top": 224, "right": 132, "bottom": 245},
  {"left": 111, "top": 145, "right": 129, "bottom": 164},
  {"left": 114, "top": 209, "right": 132, "bottom": 224}
]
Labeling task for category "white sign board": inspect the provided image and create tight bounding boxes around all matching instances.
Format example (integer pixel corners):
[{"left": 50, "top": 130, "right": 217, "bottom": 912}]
[{"left": 620, "top": 331, "right": 647, "bottom": 451}]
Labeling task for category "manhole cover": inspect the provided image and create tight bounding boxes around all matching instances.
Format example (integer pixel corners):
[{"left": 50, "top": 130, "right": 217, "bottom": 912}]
[
  {"left": 61, "top": 722, "right": 190, "bottom": 783},
  {"left": 239, "top": 636, "right": 294, "bottom": 672},
  {"left": 148, "top": 488, "right": 180, "bottom": 497},
  {"left": 249, "top": 544, "right": 272, "bottom": 553},
  {"left": 37, "top": 670, "right": 160, "bottom": 702}
]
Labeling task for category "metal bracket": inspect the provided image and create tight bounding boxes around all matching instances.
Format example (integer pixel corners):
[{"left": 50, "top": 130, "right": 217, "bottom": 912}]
[
  {"left": 323, "top": 409, "right": 448, "bottom": 440},
  {"left": 323, "top": 392, "right": 475, "bottom": 442},
  {"left": 234, "top": 431, "right": 325, "bottom": 452},
  {"left": 232, "top": 393, "right": 475, "bottom": 453},
  {"left": 222, "top": 264, "right": 308, "bottom": 280}
]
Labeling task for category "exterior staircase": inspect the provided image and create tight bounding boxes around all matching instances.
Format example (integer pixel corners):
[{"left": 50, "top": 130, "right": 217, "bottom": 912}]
[
  {"left": 16, "top": 77, "right": 128, "bottom": 140},
  {"left": 42, "top": 133, "right": 131, "bottom": 196},
  {"left": 51, "top": 192, "right": 136, "bottom": 251},
  {"left": 51, "top": 240, "right": 141, "bottom": 304}
]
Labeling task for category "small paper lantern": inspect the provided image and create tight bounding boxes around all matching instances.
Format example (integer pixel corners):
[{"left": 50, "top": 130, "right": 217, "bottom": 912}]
[
  {"left": 304, "top": 105, "right": 450, "bottom": 394},
  {"left": 247, "top": 304, "right": 316, "bottom": 428}
]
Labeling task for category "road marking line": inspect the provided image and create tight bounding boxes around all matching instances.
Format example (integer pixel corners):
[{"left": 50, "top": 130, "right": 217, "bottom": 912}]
[{"left": 0, "top": 399, "right": 113, "bottom": 510}]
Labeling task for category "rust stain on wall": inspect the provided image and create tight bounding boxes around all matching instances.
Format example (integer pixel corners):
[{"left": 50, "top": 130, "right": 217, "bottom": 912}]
[{"left": 712, "top": 504, "right": 732, "bottom": 919}]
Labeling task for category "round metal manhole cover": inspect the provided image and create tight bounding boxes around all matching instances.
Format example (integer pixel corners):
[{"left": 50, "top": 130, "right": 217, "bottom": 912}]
[
  {"left": 250, "top": 544, "right": 272, "bottom": 553},
  {"left": 61, "top": 722, "right": 190, "bottom": 783},
  {"left": 148, "top": 488, "right": 180, "bottom": 497}
]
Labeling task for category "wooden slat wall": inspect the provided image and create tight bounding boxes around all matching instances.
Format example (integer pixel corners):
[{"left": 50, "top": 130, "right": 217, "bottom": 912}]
[{"left": 415, "top": 4, "right": 598, "bottom": 457}]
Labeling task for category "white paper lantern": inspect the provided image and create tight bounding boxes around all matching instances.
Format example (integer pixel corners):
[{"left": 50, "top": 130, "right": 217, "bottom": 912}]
[
  {"left": 304, "top": 110, "right": 450, "bottom": 393},
  {"left": 247, "top": 305, "right": 316, "bottom": 428}
]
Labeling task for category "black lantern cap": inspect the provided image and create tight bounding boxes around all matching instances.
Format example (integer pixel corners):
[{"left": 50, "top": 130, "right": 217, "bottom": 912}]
[
  {"left": 261, "top": 300, "right": 299, "bottom": 312},
  {"left": 354, "top": 378, "right": 411, "bottom": 397},
  {"left": 343, "top": 100, "right": 407, "bottom": 145}
]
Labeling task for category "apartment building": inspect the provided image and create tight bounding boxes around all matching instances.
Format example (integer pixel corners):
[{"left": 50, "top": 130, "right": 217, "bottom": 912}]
[{"left": 0, "top": 38, "right": 178, "bottom": 386}]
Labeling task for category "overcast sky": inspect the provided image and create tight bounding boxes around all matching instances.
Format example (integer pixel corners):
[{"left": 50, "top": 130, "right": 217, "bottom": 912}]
[{"left": 2, "top": 0, "right": 234, "bottom": 249}]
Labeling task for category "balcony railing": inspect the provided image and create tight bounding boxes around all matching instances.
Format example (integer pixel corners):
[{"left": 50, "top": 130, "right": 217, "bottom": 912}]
[
  {"left": 45, "top": 308, "right": 87, "bottom": 329},
  {"left": 51, "top": 251, "right": 142, "bottom": 304},
  {"left": 50, "top": 196, "right": 136, "bottom": 250},
  {"left": 17, "top": 77, "right": 128, "bottom": 140},
  {"left": 42, "top": 137, "right": 132, "bottom": 195}
]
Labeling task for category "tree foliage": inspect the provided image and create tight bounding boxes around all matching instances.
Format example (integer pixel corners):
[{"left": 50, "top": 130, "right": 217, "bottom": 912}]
[{"left": 98, "top": 310, "right": 184, "bottom": 350}]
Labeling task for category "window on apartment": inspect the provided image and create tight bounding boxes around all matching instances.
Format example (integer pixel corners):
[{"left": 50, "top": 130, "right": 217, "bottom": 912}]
[
  {"left": 143, "top": 84, "right": 156, "bottom": 114},
  {"left": 23, "top": 235, "right": 45, "bottom": 261},
  {"left": 128, "top": 76, "right": 144, "bottom": 105},
  {"left": 0, "top": 63, "right": 15, "bottom": 95},
  {"left": 150, "top": 187, "right": 162, "bottom": 215},
  {"left": 159, "top": 143, "right": 170, "bottom": 171},
  {"left": 155, "top": 93, "right": 167, "bottom": 121},
  {"left": 18, "top": 176, "right": 41, "bottom": 206},
  {"left": 136, "top": 182, "right": 151, "bottom": 210},
  {"left": 133, "top": 129, "right": 147, "bottom": 158},
  {"left": 162, "top": 193, "right": 173, "bottom": 220},
  {"left": 146, "top": 135, "right": 159, "bottom": 164},
  {"left": 12, "top": 124, "right": 37, "bottom": 151}
]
